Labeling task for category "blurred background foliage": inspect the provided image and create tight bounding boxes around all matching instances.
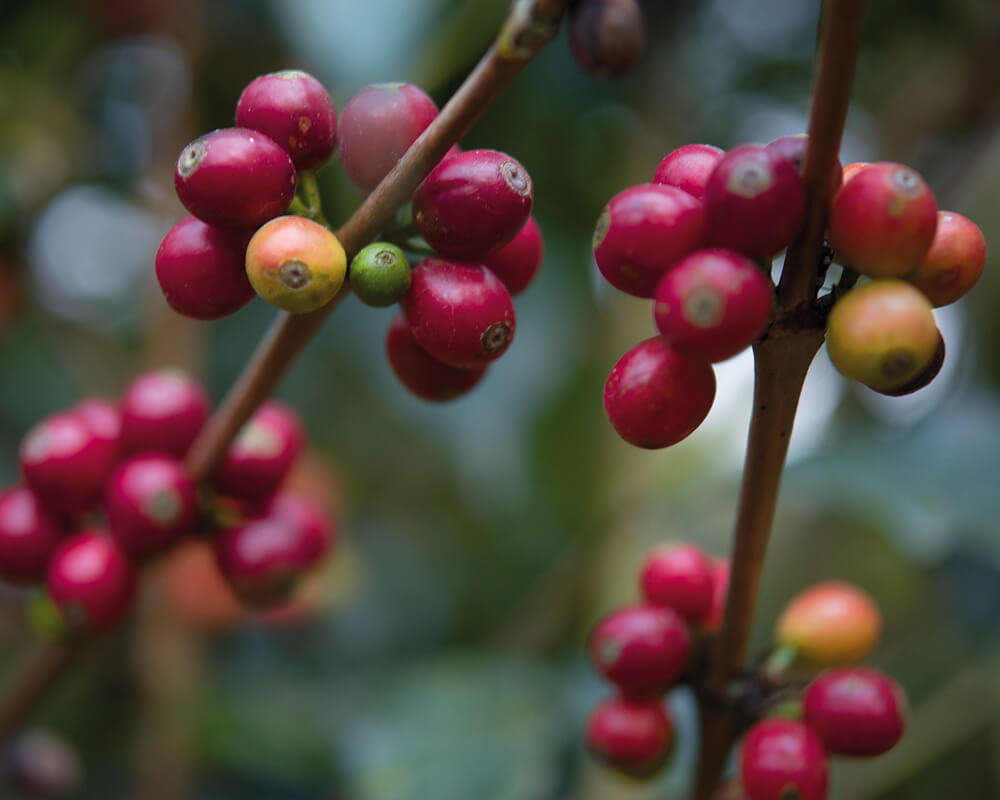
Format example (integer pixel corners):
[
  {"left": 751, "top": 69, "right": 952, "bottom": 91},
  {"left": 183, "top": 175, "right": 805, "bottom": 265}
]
[{"left": 1, "top": 0, "right": 999, "bottom": 797}]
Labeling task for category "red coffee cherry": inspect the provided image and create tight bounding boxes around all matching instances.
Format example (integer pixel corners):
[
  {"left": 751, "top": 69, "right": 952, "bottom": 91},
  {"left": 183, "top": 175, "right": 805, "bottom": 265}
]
[
  {"left": 235, "top": 70, "right": 338, "bottom": 171},
  {"left": 653, "top": 144, "right": 725, "bottom": 200},
  {"left": 840, "top": 161, "right": 871, "bottom": 185},
  {"left": 120, "top": 369, "right": 210, "bottom": 459},
  {"left": 604, "top": 337, "right": 716, "bottom": 449},
  {"left": 701, "top": 557, "right": 730, "bottom": 632},
  {"left": 704, "top": 144, "right": 806, "bottom": 259},
  {"left": 338, "top": 82, "right": 439, "bottom": 192},
  {"left": 73, "top": 398, "right": 121, "bottom": 458},
  {"left": 174, "top": 128, "right": 296, "bottom": 228},
  {"left": 568, "top": 0, "right": 646, "bottom": 80},
  {"left": 267, "top": 492, "right": 335, "bottom": 562},
  {"left": 740, "top": 719, "right": 829, "bottom": 800},
  {"left": 829, "top": 162, "right": 938, "bottom": 278},
  {"left": 46, "top": 530, "right": 136, "bottom": 633},
  {"left": 653, "top": 248, "right": 773, "bottom": 363},
  {"left": 0, "top": 486, "right": 63, "bottom": 584},
  {"left": 480, "top": 216, "right": 545, "bottom": 296},
  {"left": 413, "top": 149, "right": 533, "bottom": 259},
  {"left": 803, "top": 667, "right": 907, "bottom": 757},
  {"left": 593, "top": 183, "right": 706, "bottom": 298},
  {"left": 764, "top": 134, "right": 842, "bottom": 197},
  {"left": 385, "top": 313, "right": 487, "bottom": 402},
  {"left": 585, "top": 695, "right": 674, "bottom": 777},
  {"left": 588, "top": 605, "right": 691, "bottom": 696},
  {"left": 905, "top": 211, "right": 987, "bottom": 307},
  {"left": 401, "top": 258, "right": 516, "bottom": 368},
  {"left": 155, "top": 216, "right": 256, "bottom": 320},
  {"left": 639, "top": 542, "right": 715, "bottom": 621},
  {"left": 105, "top": 454, "right": 197, "bottom": 558}
]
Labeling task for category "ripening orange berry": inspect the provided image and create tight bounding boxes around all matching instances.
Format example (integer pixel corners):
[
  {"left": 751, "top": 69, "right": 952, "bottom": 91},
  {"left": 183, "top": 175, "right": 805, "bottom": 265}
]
[
  {"left": 905, "top": 211, "right": 987, "bottom": 307},
  {"left": 775, "top": 580, "right": 881, "bottom": 666}
]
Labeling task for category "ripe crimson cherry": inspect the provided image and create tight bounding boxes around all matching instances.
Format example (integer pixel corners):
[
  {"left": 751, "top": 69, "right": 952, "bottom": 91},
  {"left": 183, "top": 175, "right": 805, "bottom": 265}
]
[
  {"left": 235, "top": 70, "right": 338, "bottom": 171},
  {"left": 653, "top": 248, "right": 773, "bottom": 363},
  {"left": 764, "top": 134, "right": 842, "bottom": 197},
  {"left": 585, "top": 695, "right": 674, "bottom": 776},
  {"left": 105, "top": 455, "right": 197, "bottom": 558},
  {"left": 639, "top": 542, "right": 714, "bottom": 621},
  {"left": 593, "top": 183, "right": 706, "bottom": 298},
  {"left": 604, "top": 336, "right": 716, "bottom": 449},
  {"left": 704, "top": 144, "right": 806, "bottom": 259},
  {"left": 413, "top": 149, "right": 533, "bottom": 258},
  {"left": 385, "top": 313, "right": 487, "bottom": 402},
  {"left": 121, "top": 369, "right": 210, "bottom": 458},
  {"left": 701, "top": 557, "right": 730, "bottom": 632},
  {"left": 905, "top": 211, "right": 986, "bottom": 307},
  {"left": 803, "top": 667, "right": 907, "bottom": 757},
  {"left": 740, "top": 719, "right": 828, "bottom": 800},
  {"left": 829, "top": 162, "right": 938, "bottom": 278},
  {"left": 775, "top": 581, "right": 881, "bottom": 666},
  {"left": 480, "top": 216, "right": 545, "bottom": 296},
  {"left": 401, "top": 258, "right": 516, "bottom": 368},
  {"left": 174, "top": 128, "right": 296, "bottom": 228},
  {"left": 349, "top": 242, "right": 411, "bottom": 307},
  {"left": 0, "top": 486, "right": 63, "bottom": 584},
  {"left": 267, "top": 492, "right": 335, "bottom": 562},
  {"left": 653, "top": 144, "right": 724, "bottom": 200},
  {"left": 46, "top": 530, "right": 136, "bottom": 633},
  {"left": 568, "top": 0, "right": 646, "bottom": 80},
  {"left": 338, "top": 82, "right": 439, "bottom": 192},
  {"left": 73, "top": 398, "right": 121, "bottom": 458}
]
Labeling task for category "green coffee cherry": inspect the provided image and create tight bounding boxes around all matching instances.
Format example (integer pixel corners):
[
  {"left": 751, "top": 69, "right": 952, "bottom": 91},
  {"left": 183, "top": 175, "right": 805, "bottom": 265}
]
[{"left": 349, "top": 243, "right": 411, "bottom": 307}]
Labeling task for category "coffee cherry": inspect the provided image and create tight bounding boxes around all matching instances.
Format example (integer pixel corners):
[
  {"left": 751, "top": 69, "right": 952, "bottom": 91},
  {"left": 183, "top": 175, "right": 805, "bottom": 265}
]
[
  {"left": 161, "top": 540, "right": 246, "bottom": 629},
  {"left": 480, "top": 216, "right": 545, "bottom": 296},
  {"left": 872, "top": 331, "right": 945, "bottom": 397},
  {"left": 740, "top": 719, "right": 828, "bottom": 800},
  {"left": 653, "top": 248, "right": 773, "bottom": 363},
  {"left": 73, "top": 398, "right": 121, "bottom": 459},
  {"left": 568, "top": 0, "right": 645, "bottom": 80},
  {"left": 840, "top": 161, "right": 871, "bottom": 185},
  {"left": 0, "top": 486, "right": 63, "bottom": 584},
  {"left": 593, "top": 184, "right": 706, "bottom": 298},
  {"left": 764, "top": 134, "right": 842, "bottom": 197},
  {"left": 46, "top": 530, "right": 136, "bottom": 633},
  {"left": 385, "top": 313, "right": 487, "bottom": 402},
  {"left": 803, "top": 667, "right": 907, "bottom": 757},
  {"left": 639, "top": 542, "right": 715, "bottom": 622},
  {"left": 174, "top": 128, "right": 296, "bottom": 228},
  {"left": 704, "top": 144, "right": 806, "bottom": 259},
  {"left": 905, "top": 211, "right": 986, "bottom": 307},
  {"left": 121, "top": 369, "right": 210, "bottom": 458},
  {"left": 245, "top": 216, "right": 347, "bottom": 313},
  {"left": 401, "top": 258, "right": 516, "bottom": 368},
  {"left": 701, "top": 557, "right": 730, "bottom": 632},
  {"left": 235, "top": 70, "right": 337, "bottom": 171},
  {"left": 826, "top": 280, "right": 940, "bottom": 394},
  {"left": 589, "top": 605, "right": 692, "bottom": 696},
  {"left": 338, "top": 82, "right": 439, "bottom": 192},
  {"left": 775, "top": 581, "right": 881, "bottom": 666},
  {"left": 585, "top": 695, "right": 674, "bottom": 777},
  {"left": 105, "top": 455, "right": 197, "bottom": 558},
  {"left": 604, "top": 337, "right": 716, "bottom": 449},
  {"left": 413, "top": 149, "right": 533, "bottom": 258},
  {"left": 267, "top": 492, "right": 335, "bottom": 562},
  {"left": 653, "top": 144, "right": 725, "bottom": 201},
  {"left": 349, "top": 242, "right": 411, "bottom": 307},
  {"left": 829, "top": 162, "right": 938, "bottom": 278}
]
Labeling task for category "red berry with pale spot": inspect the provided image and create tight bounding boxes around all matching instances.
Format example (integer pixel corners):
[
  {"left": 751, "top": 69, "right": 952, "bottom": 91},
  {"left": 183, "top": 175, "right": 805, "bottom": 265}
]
[
  {"left": 480, "top": 216, "right": 545, "bottom": 295},
  {"left": 120, "top": 369, "right": 210, "bottom": 458},
  {"left": 0, "top": 486, "right": 64, "bottom": 584},
  {"left": 640, "top": 542, "right": 715, "bottom": 621},
  {"left": 604, "top": 336, "right": 716, "bottom": 449},
  {"left": 593, "top": 183, "right": 706, "bottom": 298},
  {"left": 401, "top": 258, "right": 516, "bottom": 368},
  {"left": 385, "top": 313, "right": 487, "bottom": 402},
  {"left": 653, "top": 144, "right": 724, "bottom": 200},
  {"left": 586, "top": 695, "right": 674, "bottom": 776},
  {"left": 267, "top": 492, "right": 335, "bottom": 562},
  {"left": 764, "top": 134, "right": 842, "bottom": 197},
  {"left": 740, "top": 719, "right": 829, "bottom": 800},
  {"left": 905, "top": 211, "right": 986, "bottom": 307}
]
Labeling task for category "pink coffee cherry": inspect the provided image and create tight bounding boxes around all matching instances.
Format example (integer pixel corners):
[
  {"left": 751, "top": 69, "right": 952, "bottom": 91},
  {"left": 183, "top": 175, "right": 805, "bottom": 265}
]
[
  {"left": 120, "top": 369, "right": 211, "bottom": 459},
  {"left": 338, "top": 82, "right": 439, "bottom": 192},
  {"left": 213, "top": 402, "right": 304, "bottom": 506},
  {"left": 235, "top": 70, "right": 338, "bottom": 171},
  {"left": 705, "top": 144, "right": 806, "bottom": 259},
  {"left": 401, "top": 258, "right": 516, "bottom": 368},
  {"left": 639, "top": 542, "right": 715, "bottom": 621},
  {"left": 593, "top": 183, "right": 706, "bottom": 298},
  {"left": 155, "top": 216, "right": 256, "bottom": 320},
  {"left": 0, "top": 486, "right": 64, "bottom": 584},
  {"left": 653, "top": 248, "right": 773, "bottom": 363},
  {"left": 385, "top": 313, "right": 487, "bottom": 402},
  {"left": 46, "top": 530, "right": 136, "bottom": 633},
  {"left": 764, "top": 134, "right": 842, "bottom": 197},
  {"left": 603, "top": 336, "right": 716, "bottom": 449},
  {"left": 585, "top": 695, "right": 674, "bottom": 777},
  {"left": 803, "top": 667, "right": 907, "bottom": 757},
  {"left": 73, "top": 398, "right": 121, "bottom": 456},
  {"left": 653, "top": 143, "right": 725, "bottom": 200},
  {"left": 740, "top": 719, "right": 829, "bottom": 800},
  {"left": 480, "top": 216, "right": 545, "bottom": 296},
  {"left": 588, "top": 605, "right": 691, "bottom": 697},
  {"left": 829, "top": 161, "right": 938, "bottom": 278},
  {"left": 413, "top": 149, "right": 534, "bottom": 259},
  {"left": 701, "top": 557, "right": 730, "bottom": 632},
  {"left": 174, "top": 128, "right": 296, "bottom": 228},
  {"left": 905, "top": 210, "right": 987, "bottom": 307},
  {"left": 105, "top": 454, "right": 197, "bottom": 558},
  {"left": 267, "top": 492, "right": 335, "bottom": 562}
]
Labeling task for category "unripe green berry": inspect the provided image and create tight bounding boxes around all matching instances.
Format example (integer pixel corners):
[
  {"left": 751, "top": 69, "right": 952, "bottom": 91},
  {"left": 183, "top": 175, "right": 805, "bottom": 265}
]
[{"left": 349, "top": 243, "right": 411, "bottom": 307}]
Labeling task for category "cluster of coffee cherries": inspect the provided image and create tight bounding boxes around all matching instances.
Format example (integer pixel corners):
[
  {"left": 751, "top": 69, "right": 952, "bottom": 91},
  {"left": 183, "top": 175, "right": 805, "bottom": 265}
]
[{"left": 0, "top": 368, "right": 336, "bottom": 634}]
